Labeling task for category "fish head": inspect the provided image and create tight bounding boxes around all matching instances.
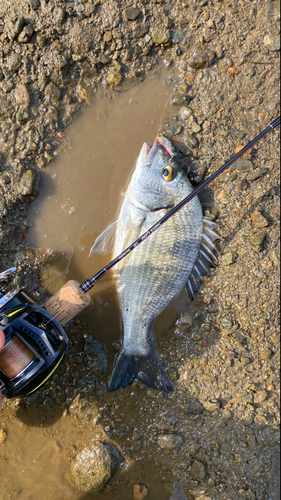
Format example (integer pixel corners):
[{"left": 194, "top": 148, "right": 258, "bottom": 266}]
[{"left": 129, "top": 135, "right": 192, "bottom": 211}]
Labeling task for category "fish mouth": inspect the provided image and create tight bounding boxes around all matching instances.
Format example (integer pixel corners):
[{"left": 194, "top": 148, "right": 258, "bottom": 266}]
[{"left": 140, "top": 136, "right": 175, "bottom": 168}]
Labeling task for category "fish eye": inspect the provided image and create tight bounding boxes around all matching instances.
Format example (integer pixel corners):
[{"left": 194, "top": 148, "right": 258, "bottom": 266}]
[{"left": 161, "top": 165, "right": 175, "bottom": 182}]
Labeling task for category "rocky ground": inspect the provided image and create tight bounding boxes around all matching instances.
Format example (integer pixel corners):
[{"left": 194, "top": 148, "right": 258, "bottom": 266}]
[{"left": 0, "top": 0, "right": 280, "bottom": 499}]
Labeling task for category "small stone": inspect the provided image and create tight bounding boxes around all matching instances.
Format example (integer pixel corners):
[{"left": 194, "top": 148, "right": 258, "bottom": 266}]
[
  {"left": 249, "top": 232, "right": 266, "bottom": 252},
  {"left": 37, "top": 35, "right": 47, "bottom": 47},
  {"left": 228, "top": 67, "right": 238, "bottom": 75},
  {"left": 247, "top": 167, "right": 268, "bottom": 181},
  {"left": 15, "top": 83, "right": 30, "bottom": 106},
  {"left": 108, "top": 71, "right": 122, "bottom": 86},
  {"left": 19, "top": 169, "right": 39, "bottom": 197},
  {"left": 184, "top": 132, "right": 198, "bottom": 149},
  {"left": 184, "top": 401, "right": 204, "bottom": 415},
  {"left": 152, "top": 28, "right": 170, "bottom": 45},
  {"left": 202, "top": 399, "right": 221, "bottom": 411},
  {"left": 70, "top": 440, "right": 120, "bottom": 493},
  {"left": 233, "top": 159, "right": 253, "bottom": 171},
  {"left": 104, "top": 31, "right": 112, "bottom": 42},
  {"left": 263, "top": 34, "right": 280, "bottom": 52},
  {"left": 16, "top": 106, "right": 29, "bottom": 124},
  {"left": 189, "top": 47, "right": 216, "bottom": 69},
  {"left": 171, "top": 94, "right": 191, "bottom": 106},
  {"left": 251, "top": 210, "right": 268, "bottom": 228},
  {"left": 158, "top": 434, "right": 183, "bottom": 450},
  {"left": 45, "top": 82, "right": 62, "bottom": 100},
  {"left": 123, "top": 7, "right": 140, "bottom": 20},
  {"left": 77, "top": 83, "right": 92, "bottom": 104},
  {"left": 0, "top": 429, "right": 6, "bottom": 443},
  {"left": 178, "top": 107, "right": 193, "bottom": 120},
  {"left": 260, "top": 348, "right": 272, "bottom": 360},
  {"left": 7, "top": 54, "right": 22, "bottom": 72},
  {"left": 18, "top": 25, "right": 34, "bottom": 43},
  {"left": 133, "top": 483, "right": 149, "bottom": 500},
  {"left": 163, "top": 16, "right": 174, "bottom": 28},
  {"left": 253, "top": 389, "right": 267, "bottom": 404},
  {"left": 220, "top": 317, "right": 233, "bottom": 330},
  {"left": 170, "top": 482, "right": 188, "bottom": 500},
  {"left": 221, "top": 252, "right": 236, "bottom": 266},
  {"left": 192, "top": 122, "right": 201, "bottom": 133},
  {"left": 189, "top": 460, "right": 206, "bottom": 480},
  {"left": 234, "top": 329, "right": 246, "bottom": 344}
]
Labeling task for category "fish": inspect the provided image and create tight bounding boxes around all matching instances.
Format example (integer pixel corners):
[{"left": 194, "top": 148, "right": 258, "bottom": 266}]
[{"left": 90, "top": 135, "right": 220, "bottom": 391}]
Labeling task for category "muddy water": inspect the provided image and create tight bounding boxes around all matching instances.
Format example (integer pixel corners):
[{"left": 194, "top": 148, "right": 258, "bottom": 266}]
[{"left": 3, "top": 78, "right": 181, "bottom": 500}]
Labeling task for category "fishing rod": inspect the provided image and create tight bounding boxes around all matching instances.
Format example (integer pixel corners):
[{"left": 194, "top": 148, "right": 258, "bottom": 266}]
[
  {"left": 45, "top": 115, "right": 280, "bottom": 325},
  {"left": 0, "top": 116, "right": 279, "bottom": 399}
]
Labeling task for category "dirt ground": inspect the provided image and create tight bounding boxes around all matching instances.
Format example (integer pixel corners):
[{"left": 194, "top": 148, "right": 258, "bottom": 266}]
[{"left": 0, "top": 1, "right": 280, "bottom": 499}]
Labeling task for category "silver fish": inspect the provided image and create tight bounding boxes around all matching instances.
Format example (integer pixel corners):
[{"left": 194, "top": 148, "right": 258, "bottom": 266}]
[{"left": 90, "top": 135, "right": 219, "bottom": 391}]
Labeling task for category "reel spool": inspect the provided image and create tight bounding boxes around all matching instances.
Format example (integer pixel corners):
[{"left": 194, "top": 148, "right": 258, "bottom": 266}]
[{"left": 0, "top": 287, "right": 69, "bottom": 399}]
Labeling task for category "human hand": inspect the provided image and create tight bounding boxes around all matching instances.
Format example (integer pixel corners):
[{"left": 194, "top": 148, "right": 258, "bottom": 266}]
[{"left": 0, "top": 328, "right": 5, "bottom": 409}]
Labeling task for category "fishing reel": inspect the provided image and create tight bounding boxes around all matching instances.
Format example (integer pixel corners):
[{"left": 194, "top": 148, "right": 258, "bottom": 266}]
[{"left": 0, "top": 268, "right": 69, "bottom": 399}]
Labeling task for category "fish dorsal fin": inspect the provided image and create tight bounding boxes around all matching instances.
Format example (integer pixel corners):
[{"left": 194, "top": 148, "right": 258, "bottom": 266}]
[
  {"left": 187, "top": 217, "right": 220, "bottom": 299},
  {"left": 89, "top": 220, "right": 117, "bottom": 255}
]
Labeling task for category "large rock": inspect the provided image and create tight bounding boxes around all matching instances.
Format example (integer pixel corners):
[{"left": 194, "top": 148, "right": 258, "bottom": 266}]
[{"left": 70, "top": 440, "right": 120, "bottom": 493}]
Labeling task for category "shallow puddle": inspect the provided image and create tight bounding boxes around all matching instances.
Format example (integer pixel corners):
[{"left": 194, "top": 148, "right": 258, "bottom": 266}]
[{"left": 1, "top": 76, "right": 186, "bottom": 500}]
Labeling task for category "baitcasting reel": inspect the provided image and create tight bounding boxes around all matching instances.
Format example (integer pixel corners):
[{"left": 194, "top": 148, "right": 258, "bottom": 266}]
[{"left": 0, "top": 268, "right": 69, "bottom": 399}]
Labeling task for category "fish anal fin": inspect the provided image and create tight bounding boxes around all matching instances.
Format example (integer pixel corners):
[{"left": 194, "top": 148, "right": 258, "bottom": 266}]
[{"left": 89, "top": 220, "right": 117, "bottom": 256}]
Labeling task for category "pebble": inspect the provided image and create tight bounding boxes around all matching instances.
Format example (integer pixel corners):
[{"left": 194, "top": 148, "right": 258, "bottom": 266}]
[
  {"left": 249, "top": 232, "right": 266, "bottom": 253},
  {"left": 77, "top": 83, "right": 92, "bottom": 104},
  {"left": 18, "top": 25, "right": 34, "bottom": 43},
  {"left": 178, "top": 107, "right": 193, "bottom": 120},
  {"left": 16, "top": 106, "right": 30, "bottom": 124},
  {"left": 133, "top": 484, "right": 149, "bottom": 500},
  {"left": 251, "top": 210, "right": 268, "bottom": 228},
  {"left": 152, "top": 29, "right": 170, "bottom": 45},
  {"left": 234, "top": 330, "right": 246, "bottom": 344},
  {"left": 221, "top": 252, "right": 236, "bottom": 266},
  {"left": 189, "top": 47, "right": 216, "bottom": 69},
  {"left": 7, "top": 54, "right": 22, "bottom": 72},
  {"left": 260, "top": 348, "right": 272, "bottom": 360},
  {"left": 233, "top": 159, "right": 253, "bottom": 171},
  {"left": 263, "top": 34, "right": 280, "bottom": 52},
  {"left": 158, "top": 434, "right": 183, "bottom": 450},
  {"left": 70, "top": 440, "right": 120, "bottom": 492},
  {"left": 184, "top": 401, "right": 204, "bottom": 415},
  {"left": 253, "top": 389, "right": 268, "bottom": 404},
  {"left": 123, "top": 7, "right": 140, "bottom": 20},
  {"left": 228, "top": 67, "right": 238, "bottom": 75},
  {"left": 108, "top": 71, "right": 122, "bottom": 86},
  {"left": 202, "top": 399, "right": 221, "bottom": 411},
  {"left": 170, "top": 482, "right": 188, "bottom": 500},
  {"left": 19, "top": 169, "right": 40, "bottom": 197},
  {"left": 15, "top": 83, "right": 30, "bottom": 106},
  {"left": 247, "top": 167, "right": 268, "bottom": 181},
  {"left": 189, "top": 460, "right": 206, "bottom": 480},
  {"left": 45, "top": 82, "right": 62, "bottom": 100}
]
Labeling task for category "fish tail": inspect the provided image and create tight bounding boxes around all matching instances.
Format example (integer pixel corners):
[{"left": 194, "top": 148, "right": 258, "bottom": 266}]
[{"left": 108, "top": 349, "right": 173, "bottom": 392}]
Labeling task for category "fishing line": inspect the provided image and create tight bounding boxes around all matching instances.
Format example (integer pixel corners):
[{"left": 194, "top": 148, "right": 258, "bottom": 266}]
[
  {"left": 0, "top": 336, "right": 35, "bottom": 378},
  {"left": 157, "top": 91, "right": 175, "bottom": 135},
  {"left": 45, "top": 116, "right": 280, "bottom": 325}
]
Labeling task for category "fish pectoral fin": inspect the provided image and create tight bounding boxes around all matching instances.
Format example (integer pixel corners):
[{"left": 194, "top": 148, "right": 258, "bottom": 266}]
[
  {"left": 89, "top": 220, "right": 117, "bottom": 255},
  {"left": 108, "top": 349, "right": 173, "bottom": 392}
]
